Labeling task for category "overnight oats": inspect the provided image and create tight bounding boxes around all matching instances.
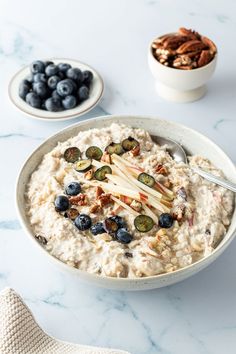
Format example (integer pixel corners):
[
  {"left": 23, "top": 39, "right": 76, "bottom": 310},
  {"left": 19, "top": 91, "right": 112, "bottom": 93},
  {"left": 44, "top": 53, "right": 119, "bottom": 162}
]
[{"left": 26, "top": 124, "right": 234, "bottom": 278}]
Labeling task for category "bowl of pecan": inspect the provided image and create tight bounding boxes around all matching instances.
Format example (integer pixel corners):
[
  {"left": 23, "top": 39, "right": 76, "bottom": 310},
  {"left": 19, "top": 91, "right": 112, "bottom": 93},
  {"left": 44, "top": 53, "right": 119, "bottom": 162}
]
[{"left": 148, "top": 27, "right": 217, "bottom": 102}]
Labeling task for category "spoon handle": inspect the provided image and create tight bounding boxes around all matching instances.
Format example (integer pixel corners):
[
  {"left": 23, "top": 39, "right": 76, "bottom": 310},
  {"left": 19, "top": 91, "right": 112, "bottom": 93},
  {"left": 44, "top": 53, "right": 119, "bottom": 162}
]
[{"left": 192, "top": 167, "right": 236, "bottom": 193}]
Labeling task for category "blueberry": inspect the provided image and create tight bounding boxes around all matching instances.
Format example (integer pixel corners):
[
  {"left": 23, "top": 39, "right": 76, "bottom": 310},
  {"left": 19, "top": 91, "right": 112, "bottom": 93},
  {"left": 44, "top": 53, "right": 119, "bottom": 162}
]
[
  {"left": 62, "top": 95, "right": 77, "bottom": 110},
  {"left": 58, "top": 63, "right": 71, "bottom": 73},
  {"left": 48, "top": 75, "right": 61, "bottom": 90},
  {"left": 33, "top": 82, "right": 49, "bottom": 98},
  {"left": 158, "top": 213, "right": 174, "bottom": 228},
  {"left": 45, "top": 64, "right": 58, "bottom": 77},
  {"left": 52, "top": 90, "right": 61, "bottom": 100},
  {"left": 44, "top": 60, "right": 54, "bottom": 67},
  {"left": 116, "top": 228, "right": 133, "bottom": 244},
  {"left": 58, "top": 71, "right": 65, "bottom": 80},
  {"left": 74, "top": 214, "right": 92, "bottom": 231},
  {"left": 82, "top": 70, "right": 93, "bottom": 86},
  {"left": 54, "top": 195, "right": 70, "bottom": 212},
  {"left": 70, "top": 79, "right": 78, "bottom": 92},
  {"left": 78, "top": 85, "right": 89, "bottom": 101},
  {"left": 110, "top": 215, "right": 127, "bottom": 229},
  {"left": 19, "top": 81, "right": 30, "bottom": 100},
  {"left": 26, "top": 92, "right": 41, "bottom": 108},
  {"left": 65, "top": 181, "right": 81, "bottom": 196},
  {"left": 22, "top": 79, "right": 32, "bottom": 88},
  {"left": 30, "top": 60, "right": 45, "bottom": 74},
  {"left": 45, "top": 97, "right": 62, "bottom": 112},
  {"left": 33, "top": 73, "right": 47, "bottom": 83},
  {"left": 27, "top": 74, "right": 34, "bottom": 83},
  {"left": 41, "top": 100, "right": 46, "bottom": 110},
  {"left": 90, "top": 222, "right": 105, "bottom": 235},
  {"left": 66, "top": 67, "right": 82, "bottom": 82},
  {"left": 57, "top": 79, "right": 74, "bottom": 97}
]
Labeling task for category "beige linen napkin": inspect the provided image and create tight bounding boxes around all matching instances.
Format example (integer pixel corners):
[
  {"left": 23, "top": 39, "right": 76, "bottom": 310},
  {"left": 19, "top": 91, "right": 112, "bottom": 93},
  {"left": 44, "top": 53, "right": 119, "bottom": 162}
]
[{"left": 0, "top": 288, "right": 130, "bottom": 354}]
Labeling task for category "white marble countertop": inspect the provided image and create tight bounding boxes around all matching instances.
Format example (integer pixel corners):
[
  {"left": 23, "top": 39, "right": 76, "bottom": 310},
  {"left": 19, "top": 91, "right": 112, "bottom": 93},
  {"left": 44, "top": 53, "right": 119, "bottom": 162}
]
[{"left": 1, "top": 0, "right": 236, "bottom": 353}]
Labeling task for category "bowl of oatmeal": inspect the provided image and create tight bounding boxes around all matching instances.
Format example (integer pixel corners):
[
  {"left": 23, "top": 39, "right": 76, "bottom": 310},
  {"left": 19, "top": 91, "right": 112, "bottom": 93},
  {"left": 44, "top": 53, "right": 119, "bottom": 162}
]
[{"left": 16, "top": 115, "right": 236, "bottom": 290}]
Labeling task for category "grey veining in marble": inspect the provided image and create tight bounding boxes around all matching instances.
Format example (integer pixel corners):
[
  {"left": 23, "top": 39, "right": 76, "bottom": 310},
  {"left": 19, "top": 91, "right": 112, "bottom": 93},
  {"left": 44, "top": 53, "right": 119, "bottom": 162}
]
[{"left": 1, "top": 0, "right": 236, "bottom": 353}]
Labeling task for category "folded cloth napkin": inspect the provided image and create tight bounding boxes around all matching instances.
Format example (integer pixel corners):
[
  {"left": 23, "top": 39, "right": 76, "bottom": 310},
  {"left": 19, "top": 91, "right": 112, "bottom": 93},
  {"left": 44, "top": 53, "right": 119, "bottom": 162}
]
[{"left": 0, "top": 288, "right": 130, "bottom": 354}]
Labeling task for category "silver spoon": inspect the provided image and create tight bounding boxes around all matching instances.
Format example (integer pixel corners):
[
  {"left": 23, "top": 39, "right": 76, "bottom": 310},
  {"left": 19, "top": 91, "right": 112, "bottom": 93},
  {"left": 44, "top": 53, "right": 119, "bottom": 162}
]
[{"left": 151, "top": 135, "right": 236, "bottom": 193}]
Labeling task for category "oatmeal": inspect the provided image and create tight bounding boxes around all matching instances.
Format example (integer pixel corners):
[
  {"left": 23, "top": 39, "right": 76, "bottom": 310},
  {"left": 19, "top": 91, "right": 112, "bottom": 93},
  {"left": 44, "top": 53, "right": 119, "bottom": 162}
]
[{"left": 26, "top": 124, "right": 234, "bottom": 278}]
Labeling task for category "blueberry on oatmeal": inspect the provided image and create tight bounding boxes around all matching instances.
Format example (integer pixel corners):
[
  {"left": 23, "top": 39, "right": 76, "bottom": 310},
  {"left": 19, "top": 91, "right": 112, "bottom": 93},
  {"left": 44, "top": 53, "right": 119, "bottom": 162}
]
[
  {"left": 90, "top": 222, "right": 105, "bottom": 235},
  {"left": 54, "top": 195, "right": 70, "bottom": 212},
  {"left": 158, "top": 213, "right": 174, "bottom": 228},
  {"left": 74, "top": 214, "right": 92, "bottom": 231},
  {"left": 116, "top": 228, "right": 133, "bottom": 244},
  {"left": 65, "top": 182, "right": 81, "bottom": 196}
]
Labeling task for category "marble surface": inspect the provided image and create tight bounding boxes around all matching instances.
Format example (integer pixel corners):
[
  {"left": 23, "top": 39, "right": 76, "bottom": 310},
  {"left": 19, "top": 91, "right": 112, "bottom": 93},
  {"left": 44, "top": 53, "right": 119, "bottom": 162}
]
[{"left": 1, "top": 0, "right": 236, "bottom": 353}]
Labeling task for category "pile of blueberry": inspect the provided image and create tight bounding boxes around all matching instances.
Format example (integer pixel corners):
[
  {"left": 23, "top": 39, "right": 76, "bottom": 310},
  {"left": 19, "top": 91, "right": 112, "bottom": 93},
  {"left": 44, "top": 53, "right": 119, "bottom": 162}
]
[{"left": 19, "top": 60, "right": 93, "bottom": 112}]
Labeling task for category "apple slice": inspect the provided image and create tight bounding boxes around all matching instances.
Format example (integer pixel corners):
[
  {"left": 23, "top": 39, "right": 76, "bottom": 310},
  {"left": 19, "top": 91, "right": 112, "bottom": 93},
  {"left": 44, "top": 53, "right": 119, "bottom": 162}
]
[
  {"left": 112, "top": 153, "right": 174, "bottom": 198},
  {"left": 112, "top": 155, "right": 162, "bottom": 199},
  {"left": 110, "top": 196, "right": 139, "bottom": 216}
]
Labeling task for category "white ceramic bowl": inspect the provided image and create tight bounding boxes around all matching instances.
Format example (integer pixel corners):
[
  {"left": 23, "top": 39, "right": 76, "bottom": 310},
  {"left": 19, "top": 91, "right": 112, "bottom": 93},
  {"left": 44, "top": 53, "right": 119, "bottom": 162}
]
[
  {"left": 148, "top": 35, "right": 217, "bottom": 102},
  {"left": 9, "top": 58, "right": 104, "bottom": 121},
  {"left": 16, "top": 115, "right": 236, "bottom": 290}
]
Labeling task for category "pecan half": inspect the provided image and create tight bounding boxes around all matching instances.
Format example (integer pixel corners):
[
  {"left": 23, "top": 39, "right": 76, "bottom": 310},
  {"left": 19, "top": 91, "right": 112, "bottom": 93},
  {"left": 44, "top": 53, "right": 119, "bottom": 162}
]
[
  {"left": 178, "top": 27, "right": 201, "bottom": 40},
  {"left": 96, "top": 186, "right": 104, "bottom": 198},
  {"left": 98, "top": 193, "right": 112, "bottom": 207},
  {"left": 198, "top": 50, "right": 212, "bottom": 67},
  {"left": 152, "top": 42, "right": 163, "bottom": 50},
  {"left": 201, "top": 36, "right": 217, "bottom": 55},
  {"left": 89, "top": 203, "right": 101, "bottom": 213},
  {"left": 176, "top": 40, "right": 206, "bottom": 54},
  {"left": 69, "top": 193, "right": 87, "bottom": 206},
  {"left": 163, "top": 35, "right": 189, "bottom": 50},
  {"left": 156, "top": 34, "right": 174, "bottom": 45},
  {"left": 184, "top": 50, "right": 202, "bottom": 59},
  {"left": 155, "top": 164, "right": 168, "bottom": 175}
]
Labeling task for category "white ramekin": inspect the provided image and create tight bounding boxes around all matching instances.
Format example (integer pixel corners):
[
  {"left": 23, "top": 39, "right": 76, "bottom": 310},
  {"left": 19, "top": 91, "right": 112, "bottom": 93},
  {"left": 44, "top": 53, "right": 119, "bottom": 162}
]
[{"left": 148, "top": 35, "right": 217, "bottom": 102}]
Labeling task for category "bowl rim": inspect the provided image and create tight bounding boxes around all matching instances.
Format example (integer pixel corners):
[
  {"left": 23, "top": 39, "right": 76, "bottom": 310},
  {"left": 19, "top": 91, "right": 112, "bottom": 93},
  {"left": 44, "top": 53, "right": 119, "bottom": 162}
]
[
  {"left": 148, "top": 33, "right": 218, "bottom": 73},
  {"left": 8, "top": 58, "right": 104, "bottom": 122},
  {"left": 15, "top": 114, "right": 236, "bottom": 283}
]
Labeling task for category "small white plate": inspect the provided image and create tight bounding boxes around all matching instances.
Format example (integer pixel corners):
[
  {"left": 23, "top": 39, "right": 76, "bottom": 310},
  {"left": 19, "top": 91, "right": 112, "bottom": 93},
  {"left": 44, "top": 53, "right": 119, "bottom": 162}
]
[{"left": 8, "top": 58, "right": 104, "bottom": 121}]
